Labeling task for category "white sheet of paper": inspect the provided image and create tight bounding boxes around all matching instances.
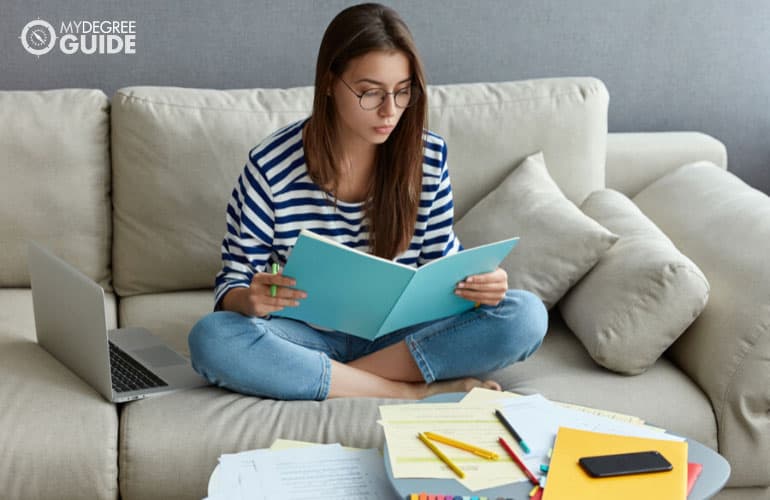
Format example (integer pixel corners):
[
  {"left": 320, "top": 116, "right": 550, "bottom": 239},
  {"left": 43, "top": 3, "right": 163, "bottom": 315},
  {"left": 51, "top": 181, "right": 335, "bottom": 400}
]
[
  {"left": 217, "top": 445, "right": 395, "bottom": 500},
  {"left": 269, "top": 439, "right": 365, "bottom": 452},
  {"left": 208, "top": 441, "right": 378, "bottom": 499},
  {"left": 206, "top": 466, "right": 239, "bottom": 500},
  {"left": 498, "top": 394, "right": 684, "bottom": 473},
  {"left": 460, "top": 387, "right": 646, "bottom": 426}
]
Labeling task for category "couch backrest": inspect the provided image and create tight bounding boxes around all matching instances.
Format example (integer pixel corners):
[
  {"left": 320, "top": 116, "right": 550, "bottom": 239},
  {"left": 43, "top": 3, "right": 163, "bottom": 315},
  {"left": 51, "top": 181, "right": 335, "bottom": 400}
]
[
  {"left": 427, "top": 78, "right": 608, "bottom": 217},
  {"left": 0, "top": 89, "right": 112, "bottom": 290},
  {"left": 0, "top": 79, "right": 607, "bottom": 295},
  {"left": 110, "top": 86, "right": 314, "bottom": 297}
]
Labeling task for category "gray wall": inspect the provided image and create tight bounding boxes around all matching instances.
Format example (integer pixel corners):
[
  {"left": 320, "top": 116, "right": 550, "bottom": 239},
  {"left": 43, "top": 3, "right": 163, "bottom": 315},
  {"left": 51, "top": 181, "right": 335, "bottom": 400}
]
[{"left": 3, "top": 0, "right": 769, "bottom": 194}]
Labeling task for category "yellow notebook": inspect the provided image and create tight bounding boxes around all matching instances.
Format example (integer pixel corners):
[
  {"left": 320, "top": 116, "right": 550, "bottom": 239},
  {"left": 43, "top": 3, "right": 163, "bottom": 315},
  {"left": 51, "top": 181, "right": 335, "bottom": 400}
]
[{"left": 543, "top": 427, "right": 688, "bottom": 500}]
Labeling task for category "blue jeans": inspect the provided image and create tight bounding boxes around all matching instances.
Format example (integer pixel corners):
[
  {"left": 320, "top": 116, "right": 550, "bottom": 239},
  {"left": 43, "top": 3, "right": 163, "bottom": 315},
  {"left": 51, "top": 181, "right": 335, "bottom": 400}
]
[{"left": 188, "top": 289, "right": 547, "bottom": 401}]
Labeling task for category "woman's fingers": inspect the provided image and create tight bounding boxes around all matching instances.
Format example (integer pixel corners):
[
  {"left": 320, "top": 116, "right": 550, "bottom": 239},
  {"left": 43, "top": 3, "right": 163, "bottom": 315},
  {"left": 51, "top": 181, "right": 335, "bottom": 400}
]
[
  {"left": 249, "top": 270, "right": 307, "bottom": 316},
  {"left": 455, "top": 289, "right": 506, "bottom": 305},
  {"left": 457, "top": 267, "right": 508, "bottom": 292},
  {"left": 456, "top": 280, "right": 507, "bottom": 295},
  {"left": 255, "top": 288, "right": 306, "bottom": 310},
  {"left": 271, "top": 286, "right": 307, "bottom": 300},
  {"left": 455, "top": 269, "right": 507, "bottom": 305},
  {"left": 454, "top": 267, "right": 508, "bottom": 306},
  {"left": 456, "top": 280, "right": 506, "bottom": 292},
  {"left": 252, "top": 271, "right": 296, "bottom": 289},
  {"left": 251, "top": 295, "right": 301, "bottom": 317}
]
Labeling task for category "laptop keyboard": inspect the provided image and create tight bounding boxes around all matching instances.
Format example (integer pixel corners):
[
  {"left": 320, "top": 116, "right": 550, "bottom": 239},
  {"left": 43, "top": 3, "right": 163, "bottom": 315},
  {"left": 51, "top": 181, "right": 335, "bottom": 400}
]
[{"left": 109, "top": 342, "right": 168, "bottom": 393}]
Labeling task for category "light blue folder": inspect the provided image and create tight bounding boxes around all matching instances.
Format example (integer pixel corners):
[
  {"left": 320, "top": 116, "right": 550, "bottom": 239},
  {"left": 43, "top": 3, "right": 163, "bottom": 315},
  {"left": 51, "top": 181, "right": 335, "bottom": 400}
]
[{"left": 275, "top": 229, "right": 519, "bottom": 340}]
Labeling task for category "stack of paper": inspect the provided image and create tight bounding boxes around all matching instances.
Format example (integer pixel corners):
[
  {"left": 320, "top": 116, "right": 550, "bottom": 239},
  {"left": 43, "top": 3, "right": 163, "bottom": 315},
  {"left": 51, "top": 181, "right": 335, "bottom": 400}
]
[
  {"left": 205, "top": 440, "right": 397, "bottom": 500},
  {"left": 495, "top": 393, "right": 683, "bottom": 475},
  {"left": 379, "top": 402, "right": 528, "bottom": 491},
  {"left": 379, "top": 388, "right": 684, "bottom": 493}
]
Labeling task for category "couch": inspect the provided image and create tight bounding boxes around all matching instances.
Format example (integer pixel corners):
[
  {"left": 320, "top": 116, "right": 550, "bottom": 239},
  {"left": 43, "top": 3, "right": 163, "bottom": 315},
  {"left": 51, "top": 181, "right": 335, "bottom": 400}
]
[{"left": 1, "top": 77, "right": 768, "bottom": 500}]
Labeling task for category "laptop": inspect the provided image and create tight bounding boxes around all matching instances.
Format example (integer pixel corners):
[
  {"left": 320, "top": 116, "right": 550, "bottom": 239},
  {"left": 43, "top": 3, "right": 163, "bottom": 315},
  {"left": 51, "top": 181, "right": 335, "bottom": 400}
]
[{"left": 28, "top": 242, "right": 210, "bottom": 403}]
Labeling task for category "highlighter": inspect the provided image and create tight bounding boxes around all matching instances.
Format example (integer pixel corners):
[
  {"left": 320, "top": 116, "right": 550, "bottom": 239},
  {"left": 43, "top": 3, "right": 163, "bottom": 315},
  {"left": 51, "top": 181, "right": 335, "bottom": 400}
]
[{"left": 270, "top": 263, "right": 279, "bottom": 297}]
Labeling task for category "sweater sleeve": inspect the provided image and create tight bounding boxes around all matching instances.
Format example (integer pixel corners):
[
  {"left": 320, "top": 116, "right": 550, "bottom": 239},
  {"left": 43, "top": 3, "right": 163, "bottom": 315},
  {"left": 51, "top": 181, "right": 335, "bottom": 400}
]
[
  {"left": 418, "top": 138, "right": 463, "bottom": 267},
  {"left": 213, "top": 156, "right": 275, "bottom": 309}
]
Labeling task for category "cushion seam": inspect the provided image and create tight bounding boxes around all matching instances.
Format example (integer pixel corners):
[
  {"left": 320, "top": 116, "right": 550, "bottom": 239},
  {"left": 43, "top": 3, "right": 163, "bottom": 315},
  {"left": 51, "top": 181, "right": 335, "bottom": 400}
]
[
  {"left": 113, "top": 91, "right": 311, "bottom": 114},
  {"left": 118, "top": 403, "right": 130, "bottom": 499},
  {"left": 109, "top": 405, "right": 119, "bottom": 500},
  {"left": 112, "top": 87, "right": 603, "bottom": 114},
  {"left": 717, "top": 312, "right": 770, "bottom": 440},
  {"left": 425, "top": 87, "right": 605, "bottom": 110}
]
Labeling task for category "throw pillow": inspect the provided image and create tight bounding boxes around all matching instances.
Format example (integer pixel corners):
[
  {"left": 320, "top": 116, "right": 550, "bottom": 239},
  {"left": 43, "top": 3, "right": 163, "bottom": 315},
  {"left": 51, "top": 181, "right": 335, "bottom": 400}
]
[
  {"left": 558, "top": 189, "right": 710, "bottom": 375},
  {"left": 454, "top": 151, "right": 619, "bottom": 309}
]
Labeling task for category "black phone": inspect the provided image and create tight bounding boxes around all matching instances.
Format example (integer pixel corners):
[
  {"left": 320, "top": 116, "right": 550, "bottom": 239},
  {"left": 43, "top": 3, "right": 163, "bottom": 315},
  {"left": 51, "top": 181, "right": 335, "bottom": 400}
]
[{"left": 578, "top": 450, "right": 673, "bottom": 478}]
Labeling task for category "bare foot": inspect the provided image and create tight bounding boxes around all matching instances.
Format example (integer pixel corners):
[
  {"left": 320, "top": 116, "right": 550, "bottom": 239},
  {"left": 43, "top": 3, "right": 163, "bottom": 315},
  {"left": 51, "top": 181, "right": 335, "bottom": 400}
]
[{"left": 420, "top": 377, "right": 502, "bottom": 398}]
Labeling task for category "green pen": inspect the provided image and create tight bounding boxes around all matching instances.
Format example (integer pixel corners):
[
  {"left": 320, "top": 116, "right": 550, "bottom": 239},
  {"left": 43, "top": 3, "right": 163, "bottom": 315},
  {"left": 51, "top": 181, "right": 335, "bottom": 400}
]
[{"left": 270, "top": 263, "right": 279, "bottom": 297}]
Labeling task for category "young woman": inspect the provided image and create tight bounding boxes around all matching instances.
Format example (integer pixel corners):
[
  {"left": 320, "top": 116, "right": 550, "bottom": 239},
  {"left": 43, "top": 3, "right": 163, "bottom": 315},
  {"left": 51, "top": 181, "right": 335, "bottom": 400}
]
[{"left": 188, "top": 3, "right": 547, "bottom": 401}]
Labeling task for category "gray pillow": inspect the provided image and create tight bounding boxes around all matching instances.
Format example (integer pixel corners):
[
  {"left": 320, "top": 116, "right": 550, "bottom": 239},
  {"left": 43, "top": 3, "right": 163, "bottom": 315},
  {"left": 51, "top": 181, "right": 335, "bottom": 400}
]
[
  {"left": 558, "top": 189, "right": 710, "bottom": 375},
  {"left": 454, "top": 151, "right": 618, "bottom": 309}
]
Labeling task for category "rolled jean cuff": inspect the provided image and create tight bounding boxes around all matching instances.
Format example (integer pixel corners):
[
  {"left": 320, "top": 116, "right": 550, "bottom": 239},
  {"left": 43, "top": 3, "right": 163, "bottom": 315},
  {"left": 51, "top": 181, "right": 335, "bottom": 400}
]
[
  {"left": 315, "top": 351, "right": 332, "bottom": 400},
  {"left": 405, "top": 336, "right": 436, "bottom": 384}
]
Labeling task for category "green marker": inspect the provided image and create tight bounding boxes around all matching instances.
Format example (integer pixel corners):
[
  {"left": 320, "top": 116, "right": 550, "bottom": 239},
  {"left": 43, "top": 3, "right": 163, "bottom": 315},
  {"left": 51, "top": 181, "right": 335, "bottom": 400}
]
[{"left": 270, "top": 263, "right": 279, "bottom": 297}]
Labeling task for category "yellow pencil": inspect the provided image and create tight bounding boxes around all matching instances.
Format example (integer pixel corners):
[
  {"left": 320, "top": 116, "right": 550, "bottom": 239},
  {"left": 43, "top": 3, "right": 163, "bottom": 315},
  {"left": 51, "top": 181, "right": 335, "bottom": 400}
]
[
  {"left": 423, "top": 431, "right": 499, "bottom": 460},
  {"left": 417, "top": 432, "right": 465, "bottom": 479}
]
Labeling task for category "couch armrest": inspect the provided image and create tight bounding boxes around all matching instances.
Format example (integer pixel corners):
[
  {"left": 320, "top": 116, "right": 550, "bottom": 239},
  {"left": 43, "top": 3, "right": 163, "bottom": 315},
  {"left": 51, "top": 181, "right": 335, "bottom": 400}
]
[
  {"left": 633, "top": 162, "right": 770, "bottom": 488},
  {"left": 606, "top": 132, "right": 727, "bottom": 197}
]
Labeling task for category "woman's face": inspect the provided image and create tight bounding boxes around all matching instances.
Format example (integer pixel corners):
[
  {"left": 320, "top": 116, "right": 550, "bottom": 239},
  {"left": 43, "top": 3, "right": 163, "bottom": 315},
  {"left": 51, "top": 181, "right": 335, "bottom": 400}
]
[{"left": 331, "top": 49, "right": 412, "bottom": 149}]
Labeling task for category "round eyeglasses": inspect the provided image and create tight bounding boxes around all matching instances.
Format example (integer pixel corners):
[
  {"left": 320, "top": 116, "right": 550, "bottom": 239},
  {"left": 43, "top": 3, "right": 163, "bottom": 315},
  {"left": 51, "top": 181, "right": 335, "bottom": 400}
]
[{"left": 339, "top": 78, "right": 421, "bottom": 110}]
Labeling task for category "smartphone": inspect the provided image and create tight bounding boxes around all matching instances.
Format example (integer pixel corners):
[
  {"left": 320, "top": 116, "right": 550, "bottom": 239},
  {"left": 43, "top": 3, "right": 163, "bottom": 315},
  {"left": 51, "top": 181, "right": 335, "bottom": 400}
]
[{"left": 578, "top": 450, "right": 673, "bottom": 478}]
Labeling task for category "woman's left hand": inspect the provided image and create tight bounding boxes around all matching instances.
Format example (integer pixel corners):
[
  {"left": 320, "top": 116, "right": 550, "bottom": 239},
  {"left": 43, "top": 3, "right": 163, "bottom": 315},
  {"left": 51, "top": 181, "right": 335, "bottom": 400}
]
[{"left": 455, "top": 267, "right": 508, "bottom": 307}]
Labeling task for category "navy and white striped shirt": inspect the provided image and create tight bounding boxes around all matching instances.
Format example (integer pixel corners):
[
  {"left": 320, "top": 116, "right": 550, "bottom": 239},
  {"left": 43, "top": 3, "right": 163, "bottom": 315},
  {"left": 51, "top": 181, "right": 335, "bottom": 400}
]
[{"left": 214, "top": 118, "right": 463, "bottom": 307}]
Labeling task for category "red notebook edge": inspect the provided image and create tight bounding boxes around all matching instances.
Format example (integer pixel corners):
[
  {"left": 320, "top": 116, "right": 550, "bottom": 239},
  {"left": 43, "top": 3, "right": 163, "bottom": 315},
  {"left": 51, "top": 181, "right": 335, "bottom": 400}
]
[{"left": 688, "top": 462, "right": 704, "bottom": 495}]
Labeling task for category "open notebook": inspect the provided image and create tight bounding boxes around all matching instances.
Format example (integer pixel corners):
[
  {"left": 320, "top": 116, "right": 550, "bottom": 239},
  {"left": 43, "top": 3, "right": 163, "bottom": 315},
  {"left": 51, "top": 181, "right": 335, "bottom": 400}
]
[{"left": 275, "top": 230, "right": 518, "bottom": 340}]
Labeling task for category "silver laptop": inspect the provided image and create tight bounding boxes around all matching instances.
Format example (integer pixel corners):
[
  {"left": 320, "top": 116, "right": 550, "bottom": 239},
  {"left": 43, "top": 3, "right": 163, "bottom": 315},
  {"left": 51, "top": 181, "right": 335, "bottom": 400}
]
[{"left": 28, "top": 242, "right": 209, "bottom": 403}]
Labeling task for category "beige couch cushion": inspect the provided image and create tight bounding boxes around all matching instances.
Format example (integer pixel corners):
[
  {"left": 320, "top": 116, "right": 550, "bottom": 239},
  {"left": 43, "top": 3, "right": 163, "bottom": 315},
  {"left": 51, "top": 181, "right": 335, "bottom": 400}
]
[
  {"left": 0, "top": 90, "right": 111, "bottom": 289},
  {"left": 633, "top": 162, "right": 770, "bottom": 487},
  {"left": 119, "top": 388, "right": 396, "bottom": 500},
  {"left": 118, "top": 291, "right": 212, "bottom": 357},
  {"left": 430, "top": 77, "right": 609, "bottom": 217},
  {"left": 110, "top": 78, "right": 608, "bottom": 296},
  {"left": 605, "top": 132, "right": 727, "bottom": 197},
  {"left": 0, "top": 290, "right": 118, "bottom": 500},
  {"left": 455, "top": 152, "right": 618, "bottom": 309},
  {"left": 110, "top": 86, "right": 315, "bottom": 296},
  {"left": 559, "top": 189, "right": 710, "bottom": 375}
]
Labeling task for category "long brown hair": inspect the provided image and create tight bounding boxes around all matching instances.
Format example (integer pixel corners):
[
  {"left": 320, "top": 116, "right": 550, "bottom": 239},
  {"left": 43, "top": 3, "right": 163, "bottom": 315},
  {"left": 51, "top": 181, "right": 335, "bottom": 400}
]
[{"left": 304, "top": 3, "right": 427, "bottom": 259}]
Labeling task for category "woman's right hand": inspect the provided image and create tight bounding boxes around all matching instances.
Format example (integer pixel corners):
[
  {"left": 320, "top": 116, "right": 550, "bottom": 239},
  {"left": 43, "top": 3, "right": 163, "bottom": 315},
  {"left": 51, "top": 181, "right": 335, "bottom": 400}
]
[{"left": 222, "top": 269, "right": 307, "bottom": 317}]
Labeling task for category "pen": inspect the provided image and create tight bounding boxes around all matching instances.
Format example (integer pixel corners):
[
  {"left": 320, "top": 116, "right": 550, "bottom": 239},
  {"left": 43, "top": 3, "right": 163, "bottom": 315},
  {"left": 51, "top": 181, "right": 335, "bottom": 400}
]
[
  {"left": 417, "top": 432, "right": 465, "bottom": 479},
  {"left": 494, "top": 408, "right": 531, "bottom": 454},
  {"left": 498, "top": 436, "right": 539, "bottom": 485},
  {"left": 270, "top": 263, "right": 279, "bottom": 297},
  {"left": 423, "top": 432, "right": 499, "bottom": 460}
]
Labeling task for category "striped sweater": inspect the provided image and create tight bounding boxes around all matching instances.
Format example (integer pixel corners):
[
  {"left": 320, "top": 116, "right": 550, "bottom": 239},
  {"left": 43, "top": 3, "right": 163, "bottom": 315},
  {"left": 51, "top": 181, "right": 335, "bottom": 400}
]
[{"left": 214, "top": 118, "right": 462, "bottom": 307}]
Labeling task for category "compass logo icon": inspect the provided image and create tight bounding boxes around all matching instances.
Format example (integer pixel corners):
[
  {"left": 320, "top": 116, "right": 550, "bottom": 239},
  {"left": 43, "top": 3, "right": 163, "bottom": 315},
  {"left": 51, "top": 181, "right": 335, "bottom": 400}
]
[{"left": 20, "top": 19, "right": 57, "bottom": 56}]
